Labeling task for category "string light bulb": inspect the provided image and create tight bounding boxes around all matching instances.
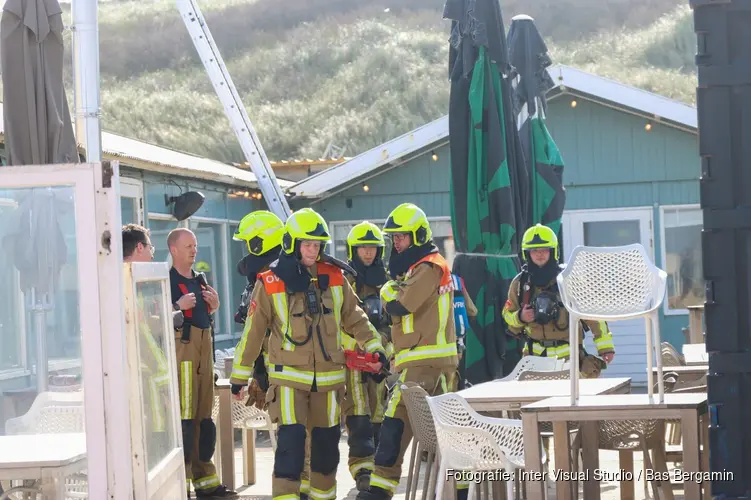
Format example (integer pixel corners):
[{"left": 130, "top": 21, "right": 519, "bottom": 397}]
[
  {"left": 363, "top": 184, "right": 370, "bottom": 192},
  {"left": 431, "top": 151, "right": 438, "bottom": 161},
  {"left": 570, "top": 100, "right": 577, "bottom": 108},
  {"left": 645, "top": 122, "right": 652, "bottom": 131}
]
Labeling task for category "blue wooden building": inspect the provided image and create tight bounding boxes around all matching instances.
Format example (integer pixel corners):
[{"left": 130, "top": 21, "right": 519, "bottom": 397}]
[{"left": 289, "top": 65, "right": 703, "bottom": 386}]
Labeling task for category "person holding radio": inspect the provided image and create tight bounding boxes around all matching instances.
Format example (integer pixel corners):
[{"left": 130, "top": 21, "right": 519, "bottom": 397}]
[
  {"left": 502, "top": 224, "right": 616, "bottom": 378},
  {"left": 169, "top": 228, "right": 236, "bottom": 499}
]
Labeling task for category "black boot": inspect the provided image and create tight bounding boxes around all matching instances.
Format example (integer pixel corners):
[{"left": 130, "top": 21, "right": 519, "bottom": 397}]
[
  {"left": 356, "top": 486, "right": 392, "bottom": 500},
  {"left": 195, "top": 485, "right": 238, "bottom": 499},
  {"left": 355, "top": 470, "right": 371, "bottom": 492}
]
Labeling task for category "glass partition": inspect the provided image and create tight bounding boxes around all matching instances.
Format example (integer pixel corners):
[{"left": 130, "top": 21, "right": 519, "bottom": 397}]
[{"left": 124, "top": 262, "right": 186, "bottom": 499}]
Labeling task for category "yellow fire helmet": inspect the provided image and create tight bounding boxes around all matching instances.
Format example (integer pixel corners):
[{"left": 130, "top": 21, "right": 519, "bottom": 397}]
[
  {"left": 233, "top": 210, "right": 285, "bottom": 256},
  {"left": 346, "top": 221, "right": 385, "bottom": 261},
  {"left": 382, "top": 203, "right": 432, "bottom": 246},
  {"left": 281, "top": 208, "right": 330, "bottom": 255},
  {"left": 521, "top": 224, "right": 559, "bottom": 261}
]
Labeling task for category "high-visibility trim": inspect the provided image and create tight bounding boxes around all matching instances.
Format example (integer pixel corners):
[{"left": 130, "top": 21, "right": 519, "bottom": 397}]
[
  {"left": 231, "top": 314, "right": 255, "bottom": 380},
  {"left": 395, "top": 343, "right": 457, "bottom": 370},
  {"left": 436, "top": 293, "right": 451, "bottom": 345},
  {"left": 457, "top": 481, "right": 470, "bottom": 490},
  {"left": 144, "top": 330, "right": 169, "bottom": 375},
  {"left": 363, "top": 336, "right": 382, "bottom": 353},
  {"left": 349, "top": 369, "right": 367, "bottom": 416},
  {"left": 327, "top": 390, "right": 339, "bottom": 427},
  {"left": 349, "top": 460, "right": 374, "bottom": 477},
  {"left": 439, "top": 373, "right": 448, "bottom": 394},
  {"left": 385, "top": 342, "right": 394, "bottom": 359},
  {"left": 268, "top": 366, "right": 346, "bottom": 388},
  {"left": 523, "top": 341, "right": 570, "bottom": 358},
  {"left": 594, "top": 323, "right": 615, "bottom": 352},
  {"left": 280, "top": 386, "right": 297, "bottom": 425},
  {"left": 502, "top": 307, "right": 524, "bottom": 328},
  {"left": 370, "top": 474, "right": 399, "bottom": 494},
  {"left": 180, "top": 361, "right": 193, "bottom": 420},
  {"left": 331, "top": 285, "right": 343, "bottom": 350},
  {"left": 385, "top": 370, "right": 407, "bottom": 418},
  {"left": 273, "top": 495, "right": 299, "bottom": 500},
  {"left": 309, "top": 485, "right": 337, "bottom": 500},
  {"left": 372, "top": 381, "right": 386, "bottom": 423},
  {"left": 341, "top": 333, "right": 357, "bottom": 351},
  {"left": 402, "top": 314, "right": 414, "bottom": 334},
  {"left": 272, "top": 292, "right": 294, "bottom": 351},
  {"left": 380, "top": 285, "right": 399, "bottom": 302},
  {"left": 193, "top": 474, "right": 220, "bottom": 491},
  {"left": 300, "top": 479, "right": 310, "bottom": 494}
]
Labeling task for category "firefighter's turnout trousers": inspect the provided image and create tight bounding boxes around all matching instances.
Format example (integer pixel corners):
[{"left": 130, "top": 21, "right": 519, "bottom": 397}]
[
  {"left": 341, "top": 367, "right": 388, "bottom": 481},
  {"left": 370, "top": 366, "right": 459, "bottom": 496},
  {"left": 176, "top": 326, "right": 220, "bottom": 494},
  {"left": 266, "top": 384, "right": 343, "bottom": 500}
]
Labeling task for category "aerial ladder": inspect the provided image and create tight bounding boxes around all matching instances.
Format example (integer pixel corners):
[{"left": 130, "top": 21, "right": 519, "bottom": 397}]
[{"left": 176, "top": 0, "right": 292, "bottom": 220}]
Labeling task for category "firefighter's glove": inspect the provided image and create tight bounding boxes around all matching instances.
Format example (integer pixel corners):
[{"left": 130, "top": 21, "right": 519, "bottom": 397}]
[
  {"left": 230, "top": 383, "right": 244, "bottom": 395},
  {"left": 254, "top": 373, "right": 270, "bottom": 393},
  {"left": 369, "top": 351, "right": 390, "bottom": 383},
  {"left": 380, "top": 281, "right": 400, "bottom": 304}
]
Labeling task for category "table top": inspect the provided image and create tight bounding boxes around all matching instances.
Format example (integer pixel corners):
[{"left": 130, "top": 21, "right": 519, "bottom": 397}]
[
  {"left": 682, "top": 343, "right": 708, "bottom": 364},
  {"left": 456, "top": 377, "right": 631, "bottom": 405},
  {"left": 0, "top": 433, "right": 86, "bottom": 469},
  {"left": 522, "top": 392, "right": 708, "bottom": 412}
]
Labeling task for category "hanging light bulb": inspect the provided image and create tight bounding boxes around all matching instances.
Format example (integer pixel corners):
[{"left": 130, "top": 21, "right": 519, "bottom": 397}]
[
  {"left": 431, "top": 151, "right": 438, "bottom": 161},
  {"left": 363, "top": 184, "right": 370, "bottom": 192},
  {"left": 645, "top": 122, "right": 652, "bottom": 131},
  {"left": 570, "top": 99, "right": 577, "bottom": 108}
]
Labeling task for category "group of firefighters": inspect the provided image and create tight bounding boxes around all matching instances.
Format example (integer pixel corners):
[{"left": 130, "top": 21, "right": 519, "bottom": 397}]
[{"left": 124, "top": 200, "right": 617, "bottom": 500}]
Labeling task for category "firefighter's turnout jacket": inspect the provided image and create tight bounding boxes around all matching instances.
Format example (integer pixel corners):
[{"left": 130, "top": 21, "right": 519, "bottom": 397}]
[
  {"left": 383, "top": 253, "right": 459, "bottom": 372},
  {"left": 502, "top": 269, "right": 615, "bottom": 362},
  {"left": 230, "top": 260, "right": 384, "bottom": 393}
]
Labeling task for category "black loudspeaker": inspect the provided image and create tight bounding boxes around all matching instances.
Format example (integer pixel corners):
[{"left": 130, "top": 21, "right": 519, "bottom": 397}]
[{"left": 691, "top": 0, "right": 751, "bottom": 496}]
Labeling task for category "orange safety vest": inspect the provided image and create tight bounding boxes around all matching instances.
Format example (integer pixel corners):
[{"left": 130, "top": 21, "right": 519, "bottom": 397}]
[
  {"left": 407, "top": 252, "right": 453, "bottom": 294},
  {"left": 258, "top": 261, "right": 345, "bottom": 295}
]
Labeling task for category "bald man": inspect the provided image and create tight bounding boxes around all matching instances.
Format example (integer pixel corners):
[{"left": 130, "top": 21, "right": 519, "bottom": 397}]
[{"left": 168, "top": 228, "right": 236, "bottom": 499}]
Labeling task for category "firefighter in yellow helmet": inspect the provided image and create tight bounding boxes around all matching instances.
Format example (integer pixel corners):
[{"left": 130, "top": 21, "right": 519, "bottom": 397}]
[
  {"left": 230, "top": 208, "right": 388, "bottom": 500},
  {"left": 358, "top": 203, "right": 461, "bottom": 500},
  {"left": 232, "top": 210, "right": 318, "bottom": 497},
  {"left": 502, "top": 224, "right": 616, "bottom": 377},
  {"left": 341, "top": 221, "right": 394, "bottom": 491}
]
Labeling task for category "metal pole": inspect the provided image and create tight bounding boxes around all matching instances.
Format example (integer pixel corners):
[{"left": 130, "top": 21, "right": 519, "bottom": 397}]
[{"left": 71, "top": 0, "right": 102, "bottom": 162}]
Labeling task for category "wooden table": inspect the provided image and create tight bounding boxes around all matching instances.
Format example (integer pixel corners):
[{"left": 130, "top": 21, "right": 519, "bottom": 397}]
[
  {"left": 0, "top": 433, "right": 87, "bottom": 500},
  {"left": 682, "top": 343, "right": 708, "bottom": 365},
  {"left": 456, "top": 377, "right": 632, "bottom": 411},
  {"left": 521, "top": 393, "right": 710, "bottom": 500}
]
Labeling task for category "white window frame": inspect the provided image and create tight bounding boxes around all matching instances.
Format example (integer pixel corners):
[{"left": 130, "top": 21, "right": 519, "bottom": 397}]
[
  {"left": 124, "top": 261, "right": 186, "bottom": 499},
  {"left": 189, "top": 216, "right": 233, "bottom": 342},
  {"left": 659, "top": 203, "right": 703, "bottom": 316},
  {"left": 561, "top": 206, "right": 655, "bottom": 262},
  {"left": 121, "top": 177, "right": 145, "bottom": 226},
  {"left": 0, "top": 162, "right": 135, "bottom": 498}
]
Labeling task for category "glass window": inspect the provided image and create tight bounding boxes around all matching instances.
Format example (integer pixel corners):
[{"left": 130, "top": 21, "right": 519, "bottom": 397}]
[
  {"left": 229, "top": 224, "right": 249, "bottom": 337},
  {"left": 663, "top": 207, "right": 705, "bottom": 312},
  {"left": 0, "top": 186, "right": 83, "bottom": 386},
  {"left": 121, "top": 196, "right": 137, "bottom": 225},
  {"left": 189, "top": 221, "right": 228, "bottom": 337},
  {"left": 149, "top": 218, "right": 180, "bottom": 265},
  {"left": 330, "top": 219, "right": 455, "bottom": 268},
  {"left": 134, "top": 279, "right": 178, "bottom": 470},
  {"left": 583, "top": 220, "right": 641, "bottom": 247}
]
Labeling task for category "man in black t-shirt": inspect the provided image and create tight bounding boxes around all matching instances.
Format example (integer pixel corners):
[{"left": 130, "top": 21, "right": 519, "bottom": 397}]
[{"left": 168, "top": 228, "right": 237, "bottom": 499}]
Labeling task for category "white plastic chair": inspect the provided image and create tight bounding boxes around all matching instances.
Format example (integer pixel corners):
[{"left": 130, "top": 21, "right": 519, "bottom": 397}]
[
  {"left": 426, "top": 392, "right": 545, "bottom": 500},
  {"left": 557, "top": 244, "right": 668, "bottom": 404},
  {"left": 498, "top": 355, "right": 567, "bottom": 381}
]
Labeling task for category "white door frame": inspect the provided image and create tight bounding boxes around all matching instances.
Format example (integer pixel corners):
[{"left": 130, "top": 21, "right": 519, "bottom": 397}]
[
  {"left": 0, "top": 162, "right": 134, "bottom": 498},
  {"left": 562, "top": 207, "right": 654, "bottom": 262},
  {"left": 121, "top": 177, "right": 145, "bottom": 226}
]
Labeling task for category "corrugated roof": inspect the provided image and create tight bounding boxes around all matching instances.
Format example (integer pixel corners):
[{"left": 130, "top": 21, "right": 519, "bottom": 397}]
[{"left": 0, "top": 102, "right": 293, "bottom": 188}]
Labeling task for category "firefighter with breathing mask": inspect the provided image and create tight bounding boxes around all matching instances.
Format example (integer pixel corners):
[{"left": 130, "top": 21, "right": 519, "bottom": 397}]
[
  {"left": 342, "top": 221, "right": 394, "bottom": 491},
  {"left": 229, "top": 208, "right": 388, "bottom": 500},
  {"left": 502, "top": 224, "right": 616, "bottom": 377},
  {"left": 358, "top": 203, "right": 464, "bottom": 500}
]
